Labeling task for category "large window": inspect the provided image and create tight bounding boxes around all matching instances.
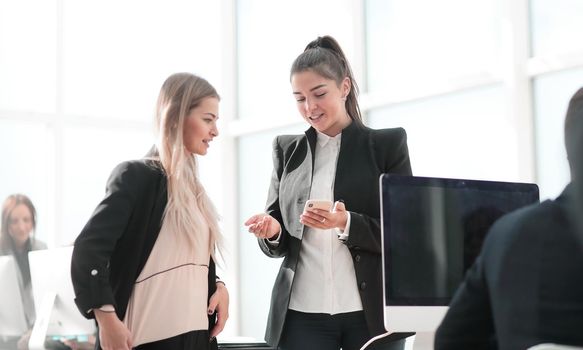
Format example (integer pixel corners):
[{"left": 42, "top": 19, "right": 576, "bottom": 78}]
[
  {"left": 2, "top": 0, "right": 583, "bottom": 342},
  {"left": 0, "top": 0, "right": 57, "bottom": 113},
  {"left": 0, "top": 1, "right": 224, "bottom": 247},
  {"left": 532, "top": 68, "right": 583, "bottom": 199},
  {"left": 61, "top": 1, "right": 223, "bottom": 120},
  {"left": 237, "top": 0, "right": 357, "bottom": 123},
  {"left": 530, "top": 0, "right": 583, "bottom": 56},
  {"left": 237, "top": 124, "right": 305, "bottom": 339},
  {"left": 364, "top": 0, "right": 525, "bottom": 188},
  {"left": 368, "top": 85, "right": 518, "bottom": 182},
  {"left": 365, "top": 0, "right": 502, "bottom": 96},
  {"left": 0, "top": 119, "right": 55, "bottom": 244},
  {"left": 529, "top": 0, "right": 583, "bottom": 199}
]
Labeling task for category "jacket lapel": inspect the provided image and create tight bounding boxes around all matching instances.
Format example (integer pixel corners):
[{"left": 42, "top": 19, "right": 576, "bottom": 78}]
[
  {"left": 334, "top": 122, "right": 367, "bottom": 200},
  {"left": 286, "top": 128, "right": 317, "bottom": 240}
]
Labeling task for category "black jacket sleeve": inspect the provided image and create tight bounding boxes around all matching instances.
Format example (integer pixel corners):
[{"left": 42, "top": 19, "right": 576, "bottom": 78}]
[{"left": 70, "top": 161, "right": 145, "bottom": 318}]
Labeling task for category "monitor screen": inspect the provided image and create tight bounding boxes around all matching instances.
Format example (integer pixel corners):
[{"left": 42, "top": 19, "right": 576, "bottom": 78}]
[
  {"left": 381, "top": 175, "right": 539, "bottom": 306},
  {"left": 28, "top": 247, "right": 96, "bottom": 337},
  {"left": 0, "top": 256, "right": 28, "bottom": 336}
]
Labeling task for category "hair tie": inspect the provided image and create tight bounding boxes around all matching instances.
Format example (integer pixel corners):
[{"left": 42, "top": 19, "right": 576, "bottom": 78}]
[{"left": 306, "top": 37, "right": 324, "bottom": 51}]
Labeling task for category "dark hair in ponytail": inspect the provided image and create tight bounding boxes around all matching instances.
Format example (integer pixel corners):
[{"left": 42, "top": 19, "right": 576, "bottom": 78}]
[{"left": 290, "top": 35, "right": 363, "bottom": 125}]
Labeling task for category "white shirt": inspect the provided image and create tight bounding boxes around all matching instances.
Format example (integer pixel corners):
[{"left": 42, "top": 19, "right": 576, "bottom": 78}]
[{"left": 287, "top": 131, "right": 363, "bottom": 314}]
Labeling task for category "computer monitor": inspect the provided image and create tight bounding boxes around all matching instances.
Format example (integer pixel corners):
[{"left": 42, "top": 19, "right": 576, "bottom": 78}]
[
  {"left": 380, "top": 174, "right": 539, "bottom": 334},
  {"left": 0, "top": 256, "right": 28, "bottom": 336},
  {"left": 27, "top": 247, "right": 95, "bottom": 350}
]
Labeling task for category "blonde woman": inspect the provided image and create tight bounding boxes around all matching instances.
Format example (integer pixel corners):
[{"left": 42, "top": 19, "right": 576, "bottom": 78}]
[{"left": 71, "top": 73, "right": 229, "bottom": 350}]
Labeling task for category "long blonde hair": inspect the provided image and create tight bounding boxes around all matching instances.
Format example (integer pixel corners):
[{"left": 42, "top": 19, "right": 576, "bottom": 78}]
[{"left": 154, "top": 72, "right": 223, "bottom": 259}]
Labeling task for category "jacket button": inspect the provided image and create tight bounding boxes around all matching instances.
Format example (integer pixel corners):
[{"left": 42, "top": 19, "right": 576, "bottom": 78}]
[
  {"left": 360, "top": 282, "right": 367, "bottom": 290},
  {"left": 91, "top": 269, "right": 98, "bottom": 276},
  {"left": 354, "top": 254, "right": 361, "bottom": 262}
]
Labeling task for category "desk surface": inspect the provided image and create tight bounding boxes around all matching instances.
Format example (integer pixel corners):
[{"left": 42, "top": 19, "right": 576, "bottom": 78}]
[{"left": 218, "top": 343, "right": 275, "bottom": 350}]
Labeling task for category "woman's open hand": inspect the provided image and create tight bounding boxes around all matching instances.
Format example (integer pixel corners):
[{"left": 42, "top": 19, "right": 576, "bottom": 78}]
[{"left": 245, "top": 214, "right": 281, "bottom": 240}]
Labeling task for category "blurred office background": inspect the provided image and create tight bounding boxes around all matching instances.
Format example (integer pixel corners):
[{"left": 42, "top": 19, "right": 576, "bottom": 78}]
[{"left": 1, "top": 0, "right": 582, "bottom": 341}]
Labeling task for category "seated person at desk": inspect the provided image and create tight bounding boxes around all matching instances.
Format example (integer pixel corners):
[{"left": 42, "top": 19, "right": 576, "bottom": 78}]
[
  {"left": 434, "top": 88, "right": 583, "bottom": 349},
  {"left": 0, "top": 195, "right": 95, "bottom": 350},
  {"left": 0, "top": 194, "right": 47, "bottom": 350}
]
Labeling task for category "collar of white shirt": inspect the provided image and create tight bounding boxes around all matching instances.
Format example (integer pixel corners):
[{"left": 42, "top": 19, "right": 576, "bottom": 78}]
[{"left": 316, "top": 130, "right": 341, "bottom": 148}]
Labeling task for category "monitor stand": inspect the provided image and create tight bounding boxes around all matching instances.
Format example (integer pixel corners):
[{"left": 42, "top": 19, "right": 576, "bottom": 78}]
[
  {"left": 359, "top": 331, "right": 416, "bottom": 350},
  {"left": 359, "top": 332, "right": 436, "bottom": 350},
  {"left": 28, "top": 290, "right": 57, "bottom": 350}
]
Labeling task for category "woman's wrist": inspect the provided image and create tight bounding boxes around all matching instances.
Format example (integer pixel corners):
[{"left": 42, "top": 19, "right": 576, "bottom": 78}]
[
  {"left": 336, "top": 211, "right": 349, "bottom": 230},
  {"left": 94, "top": 308, "right": 119, "bottom": 327}
]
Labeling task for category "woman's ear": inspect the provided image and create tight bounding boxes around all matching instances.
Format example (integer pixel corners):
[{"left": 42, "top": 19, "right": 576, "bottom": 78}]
[{"left": 341, "top": 77, "right": 351, "bottom": 99}]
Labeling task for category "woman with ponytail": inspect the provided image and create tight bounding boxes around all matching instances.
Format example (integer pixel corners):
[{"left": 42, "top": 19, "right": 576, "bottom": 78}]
[
  {"left": 72, "top": 73, "right": 229, "bottom": 350},
  {"left": 245, "top": 36, "right": 412, "bottom": 350}
]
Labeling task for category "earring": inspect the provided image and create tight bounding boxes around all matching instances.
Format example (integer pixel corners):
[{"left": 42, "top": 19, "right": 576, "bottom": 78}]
[{"left": 342, "top": 96, "right": 347, "bottom": 101}]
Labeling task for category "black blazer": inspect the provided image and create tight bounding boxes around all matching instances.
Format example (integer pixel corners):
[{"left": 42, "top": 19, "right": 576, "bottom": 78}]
[
  {"left": 70, "top": 158, "right": 217, "bottom": 348},
  {"left": 434, "top": 185, "right": 583, "bottom": 350},
  {"left": 258, "top": 122, "right": 412, "bottom": 345}
]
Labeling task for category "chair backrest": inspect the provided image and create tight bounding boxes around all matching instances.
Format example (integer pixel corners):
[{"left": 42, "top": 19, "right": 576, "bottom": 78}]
[
  {"left": 359, "top": 332, "right": 416, "bottom": 350},
  {"left": 528, "top": 344, "right": 583, "bottom": 350}
]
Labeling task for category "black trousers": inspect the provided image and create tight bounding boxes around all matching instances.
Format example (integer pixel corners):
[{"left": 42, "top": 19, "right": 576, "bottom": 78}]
[
  {"left": 133, "top": 330, "right": 217, "bottom": 350},
  {"left": 279, "top": 310, "right": 406, "bottom": 350}
]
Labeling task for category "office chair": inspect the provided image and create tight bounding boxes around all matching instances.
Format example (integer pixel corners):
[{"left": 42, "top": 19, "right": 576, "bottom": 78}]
[
  {"left": 359, "top": 332, "right": 416, "bottom": 350},
  {"left": 528, "top": 344, "right": 583, "bottom": 350}
]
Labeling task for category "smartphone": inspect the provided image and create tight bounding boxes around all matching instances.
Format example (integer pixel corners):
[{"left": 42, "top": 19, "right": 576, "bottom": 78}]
[{"left": 304, "top": 199, "right": 333, "bottom": 212}]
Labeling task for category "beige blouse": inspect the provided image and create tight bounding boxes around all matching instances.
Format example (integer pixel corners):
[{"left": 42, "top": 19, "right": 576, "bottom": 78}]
[{"left": 124, "top": 202, "right": 210, "bottom": 347}]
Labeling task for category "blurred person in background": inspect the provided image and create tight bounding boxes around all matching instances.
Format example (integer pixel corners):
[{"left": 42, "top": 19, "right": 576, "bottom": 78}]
[{"left": 0, "top": 194, "right": 47, "bottom": 349}]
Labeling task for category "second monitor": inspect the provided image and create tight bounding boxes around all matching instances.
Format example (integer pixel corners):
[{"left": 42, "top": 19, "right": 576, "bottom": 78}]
[{"left": 380, "top": 174, "right": 539, "bottom": 334}]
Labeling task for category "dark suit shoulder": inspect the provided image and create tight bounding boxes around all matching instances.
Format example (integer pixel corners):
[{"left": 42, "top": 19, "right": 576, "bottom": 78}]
[
  {"left": 369, "top": 126, "right": 407, "bottom": 136},
  {"left": 369, "top": 126, "right": 407, "bottom": 146},
  {"left": 114, "top": 158, "right": 163, "bottom": 177},
  {"left": 113, "top": 158, "right": 162, "bottom": 174},
  {"left": 490, "top": 199, "right": 559, "bottom": 237},
  {"left": 106, "top": 159, "right": 164, "bottom": 194},
  {"left": 481, "top": 199, "right": 561, "bottom": 262},
  {"left": 367, "top": 126, "right": 411, "bottom": 175}
]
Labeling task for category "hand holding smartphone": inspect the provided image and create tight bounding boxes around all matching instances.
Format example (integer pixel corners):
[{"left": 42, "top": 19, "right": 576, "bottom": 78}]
[{"left": 303, "top": 199, "right": 333, "bottom": 213}]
